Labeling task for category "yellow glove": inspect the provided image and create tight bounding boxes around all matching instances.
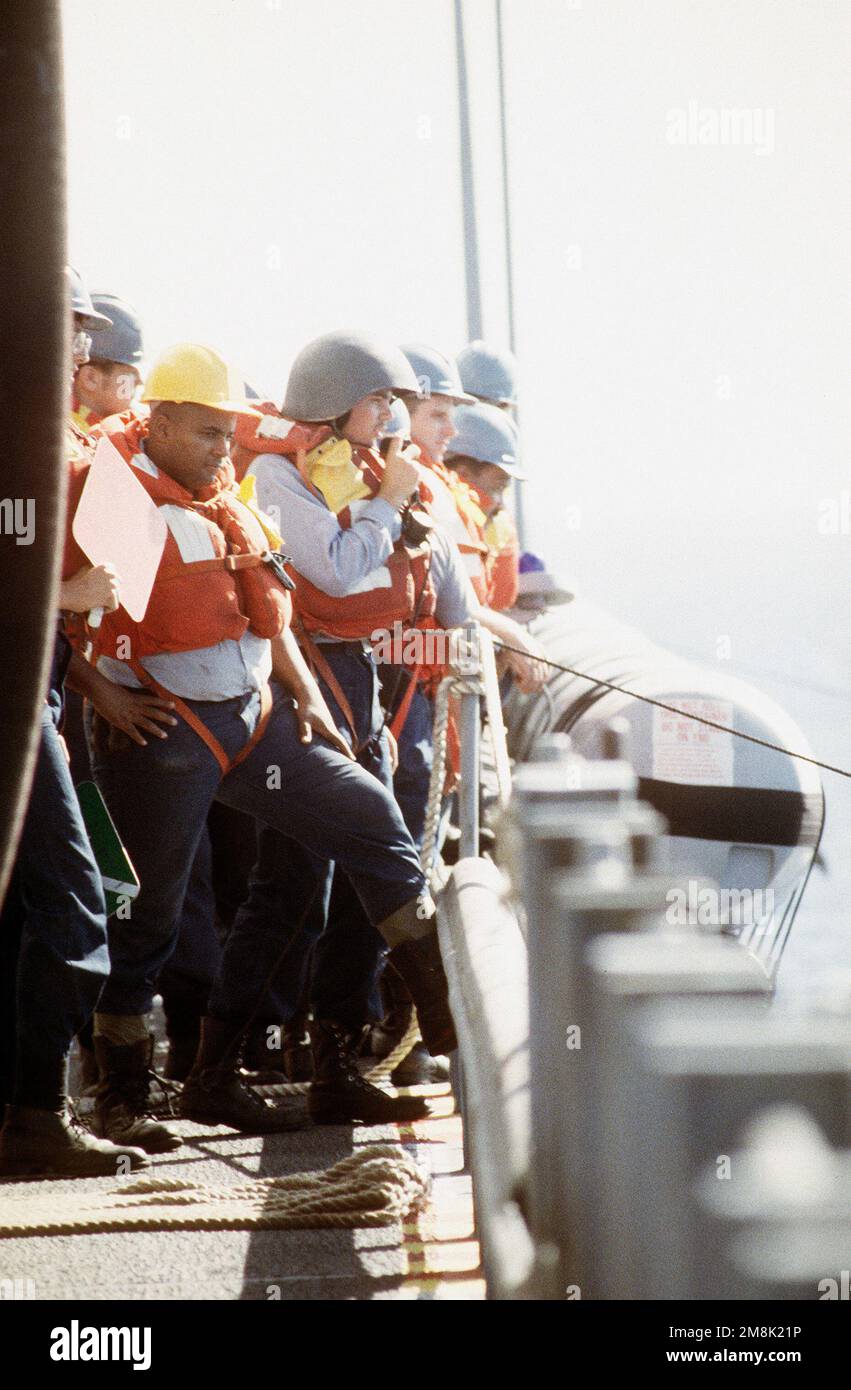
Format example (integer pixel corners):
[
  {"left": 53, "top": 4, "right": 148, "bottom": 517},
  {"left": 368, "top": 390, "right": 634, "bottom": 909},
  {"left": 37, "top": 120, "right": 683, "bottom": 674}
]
[{"left": 304, "top": 435, "right": 371, "bottom": 514}]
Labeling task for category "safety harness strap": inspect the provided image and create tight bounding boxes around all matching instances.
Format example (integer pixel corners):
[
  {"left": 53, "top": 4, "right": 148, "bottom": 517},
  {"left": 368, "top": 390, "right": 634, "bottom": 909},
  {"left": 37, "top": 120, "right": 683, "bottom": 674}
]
[
  {"left": 296, "top": 629, "right": 361, "bottom": 754},
  {"left": 157, "top": 553, "right": 265, "bottom": 580},
  {"left": 128, "top": 659, "right": 273, "bottom": 778},
  {"left": 389, "top": 664, "right": 423, "bottom": 741}
]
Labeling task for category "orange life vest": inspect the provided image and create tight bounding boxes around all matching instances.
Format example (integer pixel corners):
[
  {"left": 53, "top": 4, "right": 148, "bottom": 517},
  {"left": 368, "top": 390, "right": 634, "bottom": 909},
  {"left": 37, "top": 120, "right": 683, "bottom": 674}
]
[
  {"left": 83, "top": 411, "right": 291, "bottom": 662},
  {"left": 414, "top": 446, "right": 491, "bottom": 603},
  {"left": 231, "top": 404, "right": 323, "bottom": 483},
  {"left": 474, "top": 486, "right": 519, "bottom": 611},
  {"left": 233, "top": 407, "right": 438, "bottom": 643}
]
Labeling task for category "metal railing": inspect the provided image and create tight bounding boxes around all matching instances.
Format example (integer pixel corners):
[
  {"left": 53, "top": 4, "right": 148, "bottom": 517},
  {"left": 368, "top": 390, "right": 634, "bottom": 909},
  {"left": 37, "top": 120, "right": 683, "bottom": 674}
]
[{"left": 437, "top": 657, "right": 851, "bottom": 1300}]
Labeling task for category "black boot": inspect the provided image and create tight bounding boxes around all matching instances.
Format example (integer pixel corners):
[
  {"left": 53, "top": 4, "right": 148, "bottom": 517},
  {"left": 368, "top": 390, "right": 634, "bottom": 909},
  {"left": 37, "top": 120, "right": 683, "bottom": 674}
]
[
  {"left": 241, "top": 1019, "right": 315, "bottom": 1085},
  {"left": 0, "top": 1103, "right": 148, "bottom": 1178},
  {"left": 367, "top": 973, "right": 449, "bottom": 1080},
  {"left": 281, "top": 1020, "right": 314, "bottom": 1084},
  {"left": 387, "top": 931, "right": 457, "bottom": 1056},
  {"left": 367, "top": 964, "right": 414, "bottom": 1060},
  {"left": 179, "top": 1017, "right": 305, "bottom": 1132},
  {"left": 92, "top": 1036, "right": 182, "bottom": 1154},
  {"left": 161, "top": 992, "right": 203, "bottom": 1083},
  {"left": 308, "top": 1020, "right": 431, "bottom": 1125}
]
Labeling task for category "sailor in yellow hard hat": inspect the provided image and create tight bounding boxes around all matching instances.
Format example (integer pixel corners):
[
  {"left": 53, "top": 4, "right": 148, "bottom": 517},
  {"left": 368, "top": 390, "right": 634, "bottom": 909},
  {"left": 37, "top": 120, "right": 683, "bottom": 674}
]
[{"left": 63, "top": 342, "right": 455, "bottom": 1151}]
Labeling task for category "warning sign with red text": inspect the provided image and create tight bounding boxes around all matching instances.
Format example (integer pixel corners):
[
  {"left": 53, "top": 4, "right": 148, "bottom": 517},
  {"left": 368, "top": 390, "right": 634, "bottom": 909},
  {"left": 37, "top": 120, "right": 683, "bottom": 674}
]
[{"left": 652, "top": 698, "right": 734, "bottom": 786}]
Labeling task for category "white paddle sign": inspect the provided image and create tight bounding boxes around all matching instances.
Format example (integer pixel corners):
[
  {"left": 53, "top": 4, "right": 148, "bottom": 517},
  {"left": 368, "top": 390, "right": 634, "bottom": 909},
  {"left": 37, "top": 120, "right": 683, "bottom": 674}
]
[{"left": 72, "top": 435, "right": 168, "bottom": 628}]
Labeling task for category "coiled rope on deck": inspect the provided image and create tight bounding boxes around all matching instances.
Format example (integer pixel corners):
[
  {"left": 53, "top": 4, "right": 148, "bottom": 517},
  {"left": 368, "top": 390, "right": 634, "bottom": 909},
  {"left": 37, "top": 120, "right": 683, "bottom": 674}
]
[{"left": 0, "top": 1144, "right": 430, "bottom": 1237}]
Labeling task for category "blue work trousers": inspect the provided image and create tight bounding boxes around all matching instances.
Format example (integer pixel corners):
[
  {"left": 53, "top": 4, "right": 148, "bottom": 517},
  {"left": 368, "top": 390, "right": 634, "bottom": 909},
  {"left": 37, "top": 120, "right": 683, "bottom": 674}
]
[
  {"left": 0, "top": 688, "right": 109, "bottom": 1108},
  {"left": 87, "top": 676, "right": 424, "bottom": 1019},
  {"left": 211, "top": 646, "right": 399, "bottom": 1029},
  {"left": 157, "top": 825, "right": 222, "bottom": 1022},
  {"left": 389, "top": 677, "right": 435, "bottom": 850}
]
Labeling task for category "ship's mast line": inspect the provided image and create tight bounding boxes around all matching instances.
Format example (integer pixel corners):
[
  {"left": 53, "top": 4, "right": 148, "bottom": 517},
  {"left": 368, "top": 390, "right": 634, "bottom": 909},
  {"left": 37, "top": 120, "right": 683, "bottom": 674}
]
[
  {"left": 454, "top": 0, "right": 483, "bottom": 340},
  {"left": 454, "top": 1, "right": 527, "bottom": 546},
  {"left": 495, "top": 0, "right": 526, "bottom": 549}
]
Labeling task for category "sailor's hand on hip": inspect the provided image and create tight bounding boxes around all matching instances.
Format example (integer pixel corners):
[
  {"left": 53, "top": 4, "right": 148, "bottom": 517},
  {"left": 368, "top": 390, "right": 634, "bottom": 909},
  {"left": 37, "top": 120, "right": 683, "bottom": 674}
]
[
  {"left": 91, "top": 680, "right": 179, "bottom": 748},
  {"left": 295, "top": 690, "right": 355, "bottom": 760}
]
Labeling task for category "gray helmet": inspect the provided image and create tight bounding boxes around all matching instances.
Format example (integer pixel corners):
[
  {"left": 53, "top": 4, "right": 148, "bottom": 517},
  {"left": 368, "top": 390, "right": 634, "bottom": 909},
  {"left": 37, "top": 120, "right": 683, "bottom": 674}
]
[
  {"left": 401, "top": 343, "right": 475, "bottom": 405},
  {"left": 382, "top": 395, "right": 412, "bottom": 440},
  {"left": 66, "top": 265, "right": 113, "bottom": 331},
  {"left": 283, "top": 330, "right": 419, "bottom": 422},
  {"left": 445, "top": 402, "right": 526, "bottom": 479},
  {"left": 456, "top": 339, "right": 518, "bottom": 406},
  {"left": 88, "top": 294, "right": 144, "bottom": 367}
]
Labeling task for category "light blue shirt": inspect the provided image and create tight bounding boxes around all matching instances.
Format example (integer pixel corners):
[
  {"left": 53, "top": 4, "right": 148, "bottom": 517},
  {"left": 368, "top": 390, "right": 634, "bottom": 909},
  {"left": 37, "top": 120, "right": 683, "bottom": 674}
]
[
  {"left": 98, "top": 632, "right": 272, "bottom": 701},
  {"left": 247, "top": 452, "right": 477, "bottom": 635},
  {"left": 98, "top": 448, "right": 476, "bottom": 698},
  {"left": 97, "top": 441, "right": 273, "bottom": 700}
]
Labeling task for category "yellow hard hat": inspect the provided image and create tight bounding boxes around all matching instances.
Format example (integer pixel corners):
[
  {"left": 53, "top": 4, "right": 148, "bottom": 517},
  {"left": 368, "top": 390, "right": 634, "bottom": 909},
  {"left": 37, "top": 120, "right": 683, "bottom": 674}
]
[{"left": 142, "top": 343, "right": 258, "bottom": 414}]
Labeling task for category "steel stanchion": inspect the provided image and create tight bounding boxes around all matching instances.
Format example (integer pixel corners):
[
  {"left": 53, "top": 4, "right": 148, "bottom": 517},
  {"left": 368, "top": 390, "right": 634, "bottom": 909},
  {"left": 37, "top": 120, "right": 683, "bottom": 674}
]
[
  {"left": 609, "top": 998, "right": 851, "bottom": 1299},
  {"left": 695, "top": 1106, "right": 851, "bottom": 1299},
  {"left": 583, "top": 929, "right": 773, "bottom": 1298}
]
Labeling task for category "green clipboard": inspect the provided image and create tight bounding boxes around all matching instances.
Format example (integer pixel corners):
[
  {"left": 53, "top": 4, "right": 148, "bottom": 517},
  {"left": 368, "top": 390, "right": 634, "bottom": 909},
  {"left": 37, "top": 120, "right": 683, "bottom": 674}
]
[{"left": 76, "top": 781, "right": 140, "bottom": 917}]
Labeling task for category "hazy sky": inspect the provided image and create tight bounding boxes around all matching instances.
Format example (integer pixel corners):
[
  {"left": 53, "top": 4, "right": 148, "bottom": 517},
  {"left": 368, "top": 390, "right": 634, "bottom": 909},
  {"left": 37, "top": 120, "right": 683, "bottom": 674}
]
[{"left": 63, "top": 0, "right": 850, "bottom": 704}]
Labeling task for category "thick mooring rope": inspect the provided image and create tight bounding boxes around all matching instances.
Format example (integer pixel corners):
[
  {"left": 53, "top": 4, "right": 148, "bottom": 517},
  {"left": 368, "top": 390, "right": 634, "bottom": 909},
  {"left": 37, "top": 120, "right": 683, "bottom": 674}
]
[
  {"left": 0, "top": 1145, "right": 430, "bottom": 1237},
  {"left": 247, "top": 1010, "right": 423, "bottom": 1093},
  {"left": 420, "top": 677, "right": 455, "bottom": 887}
]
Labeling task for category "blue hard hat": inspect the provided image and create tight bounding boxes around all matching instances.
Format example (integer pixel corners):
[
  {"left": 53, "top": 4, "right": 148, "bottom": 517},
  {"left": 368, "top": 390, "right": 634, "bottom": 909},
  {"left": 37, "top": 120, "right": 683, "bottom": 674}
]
[
  {"left": 89, "top": 294, "right": 144, "bottom": 367},
  {"left": 456, "top": 340, "right": 518, "bottom": 406},
  {"left": 66, "top": 265, "right": 113, "bottom": 331},
  {"left": 401, "top": 343, "right": 476, "bottom": 404},
  {"left": 446, "top": 402, "right": 526, "bottom": 479}
]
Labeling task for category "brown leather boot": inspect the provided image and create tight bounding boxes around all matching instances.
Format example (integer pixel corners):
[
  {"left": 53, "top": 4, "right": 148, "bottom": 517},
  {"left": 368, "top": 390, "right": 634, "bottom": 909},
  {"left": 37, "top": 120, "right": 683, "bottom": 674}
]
[
  {"left": 0, "top": 1103, "right": 148, "bottom": 1178},
  {"left": 91, "top": 1036, "right": 182, "bottom": 1154}
]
